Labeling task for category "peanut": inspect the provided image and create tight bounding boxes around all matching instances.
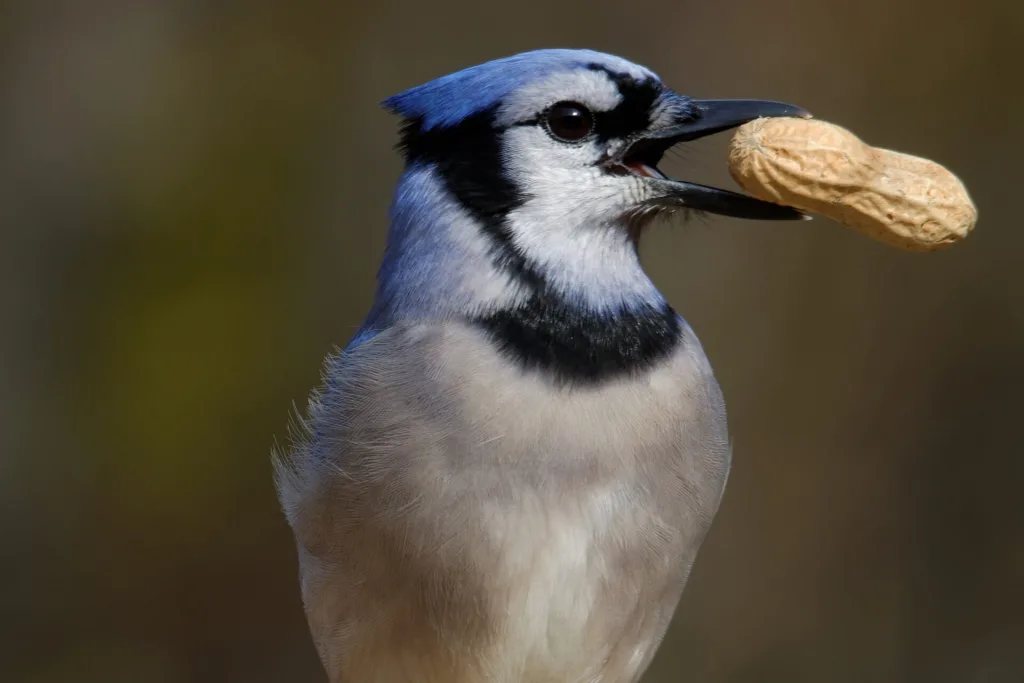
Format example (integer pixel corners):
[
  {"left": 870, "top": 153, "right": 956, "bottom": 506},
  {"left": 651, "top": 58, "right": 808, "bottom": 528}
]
[{"left": 727, "top": 117, "right": 977, "bottom": 252}]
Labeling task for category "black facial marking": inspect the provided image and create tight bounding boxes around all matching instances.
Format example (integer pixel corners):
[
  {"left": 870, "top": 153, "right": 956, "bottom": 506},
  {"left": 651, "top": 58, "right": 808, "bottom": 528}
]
[
  {"left": 475, "top": 295, "right": 682, "bottom": 387},
  {"left": 586, "top": 64, "right": 661, "bottom": 142},
  {"left": 393, "top": 94, "right": 682, "bottom": 387},
  {"left": 396, "top": 109, "right": 544, "bottom": 289}
]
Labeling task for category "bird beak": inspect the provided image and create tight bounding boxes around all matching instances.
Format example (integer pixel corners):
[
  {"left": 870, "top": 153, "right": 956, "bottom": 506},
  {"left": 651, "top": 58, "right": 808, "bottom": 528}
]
[{"left": 617, "top": 98, "right": 812, "bottom": 221}]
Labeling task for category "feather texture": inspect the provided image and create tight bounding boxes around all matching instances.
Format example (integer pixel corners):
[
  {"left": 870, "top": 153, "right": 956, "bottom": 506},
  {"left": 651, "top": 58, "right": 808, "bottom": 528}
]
[{"left": 275, "top": 48, "right": 738, "bottom": 683}]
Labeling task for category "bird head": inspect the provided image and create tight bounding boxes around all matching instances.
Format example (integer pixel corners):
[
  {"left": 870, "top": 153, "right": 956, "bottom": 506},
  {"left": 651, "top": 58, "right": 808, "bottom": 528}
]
[
  {"left": 374, "top": 49, "right": 808, "bottom": 329},
  {"left": 384, "top": 49, "right": 807, "bottom": 235}
]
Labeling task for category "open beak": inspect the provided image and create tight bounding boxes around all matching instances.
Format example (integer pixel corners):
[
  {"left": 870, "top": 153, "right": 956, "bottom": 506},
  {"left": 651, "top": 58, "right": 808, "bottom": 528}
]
[{"left": 614, "top": 98, "right": 812, "bottom": 221}]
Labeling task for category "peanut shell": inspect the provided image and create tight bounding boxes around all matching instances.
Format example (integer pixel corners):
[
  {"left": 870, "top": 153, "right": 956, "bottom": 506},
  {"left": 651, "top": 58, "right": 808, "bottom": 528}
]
[{"left": 727, "top": 117, "right": 977, "bottom": 252}]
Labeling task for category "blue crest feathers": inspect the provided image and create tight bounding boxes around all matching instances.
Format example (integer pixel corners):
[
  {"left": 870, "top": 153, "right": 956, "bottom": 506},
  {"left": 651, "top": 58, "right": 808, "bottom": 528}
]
[{"left": 381, "top": 48, "right": 657, "bottom": 130}]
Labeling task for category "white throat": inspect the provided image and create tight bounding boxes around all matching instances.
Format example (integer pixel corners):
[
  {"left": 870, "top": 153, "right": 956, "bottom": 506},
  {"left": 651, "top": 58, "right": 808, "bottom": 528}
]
[
  {"left": 502, "top": 127, "right": 664, "bottom": 311},
  {"left": 504, "top": 205, "right": 662, "bottom": 311}
]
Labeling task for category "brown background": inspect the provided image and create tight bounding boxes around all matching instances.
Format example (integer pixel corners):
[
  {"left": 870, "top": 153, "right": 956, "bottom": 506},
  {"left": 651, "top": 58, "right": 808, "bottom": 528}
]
[{"left": 2, "top": 0, "right": 1022, "bottom": 681}]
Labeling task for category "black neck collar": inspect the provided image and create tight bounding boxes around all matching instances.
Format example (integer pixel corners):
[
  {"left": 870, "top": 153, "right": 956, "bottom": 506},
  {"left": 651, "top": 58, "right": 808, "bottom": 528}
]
[{"left": 474, "top": 294, "right": 682, "bottom": 387}]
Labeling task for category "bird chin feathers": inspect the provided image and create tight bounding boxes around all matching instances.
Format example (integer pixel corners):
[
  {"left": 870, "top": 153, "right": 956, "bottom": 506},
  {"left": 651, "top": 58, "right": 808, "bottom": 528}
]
[{"left": 619, "top": 201, "right": 698, "bottom": 243}]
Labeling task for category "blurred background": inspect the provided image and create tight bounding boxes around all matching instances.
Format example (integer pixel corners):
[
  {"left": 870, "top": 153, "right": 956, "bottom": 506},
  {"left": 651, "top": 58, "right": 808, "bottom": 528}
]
[{"left": 2, "top": 0, "right": 1022, "bottom": 681}]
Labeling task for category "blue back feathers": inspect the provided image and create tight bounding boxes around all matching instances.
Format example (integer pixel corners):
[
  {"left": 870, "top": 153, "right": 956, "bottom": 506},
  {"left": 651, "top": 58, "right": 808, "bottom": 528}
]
[{"left": 381, "top": 48, "right": 658, "bottom": 130}]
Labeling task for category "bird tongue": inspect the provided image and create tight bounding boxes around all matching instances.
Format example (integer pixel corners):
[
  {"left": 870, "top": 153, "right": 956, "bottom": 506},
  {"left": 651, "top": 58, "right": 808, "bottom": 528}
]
[{"left": 625, "top": 160, "right": 665, "bottom": 179}]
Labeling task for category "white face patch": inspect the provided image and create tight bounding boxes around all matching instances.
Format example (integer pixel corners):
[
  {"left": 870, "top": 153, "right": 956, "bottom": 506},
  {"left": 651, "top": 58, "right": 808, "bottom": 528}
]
[
  {"left": 488, "top": 65, "right": 677, "bottom": 310},
  {"left": 500, "top": 124, "right": 663, "bottom": 310}
]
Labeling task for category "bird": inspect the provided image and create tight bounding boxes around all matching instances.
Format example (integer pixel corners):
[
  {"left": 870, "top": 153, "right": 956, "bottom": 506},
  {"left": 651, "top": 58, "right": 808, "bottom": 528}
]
[{"left": 274, "top": 48, "right": 808, "bottom": 683}]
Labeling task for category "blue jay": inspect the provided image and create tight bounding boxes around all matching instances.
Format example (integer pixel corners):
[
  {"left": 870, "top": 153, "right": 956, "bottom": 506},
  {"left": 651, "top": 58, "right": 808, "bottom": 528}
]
[{"left": 275, "top": 49, "right": 808, "bottom": 683}]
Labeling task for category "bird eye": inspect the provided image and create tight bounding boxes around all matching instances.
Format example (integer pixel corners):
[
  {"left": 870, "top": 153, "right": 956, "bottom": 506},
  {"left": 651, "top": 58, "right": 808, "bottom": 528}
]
[{"left": 544, "top": 102, "right": 594, "bottom": 143}]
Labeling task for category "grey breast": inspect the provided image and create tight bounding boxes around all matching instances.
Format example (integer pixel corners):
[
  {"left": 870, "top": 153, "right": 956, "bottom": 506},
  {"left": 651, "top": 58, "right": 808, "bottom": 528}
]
[{"left": 275, "top": 320, "right": 732, "bottom": 681}]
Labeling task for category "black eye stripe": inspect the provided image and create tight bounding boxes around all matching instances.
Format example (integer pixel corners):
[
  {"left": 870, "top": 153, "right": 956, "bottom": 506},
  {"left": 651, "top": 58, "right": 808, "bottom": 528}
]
[
  {"left": 587, "top": 65, "right": 661, "bottom": 142},
  {"left": 513, "top": 66, "right": 662, "bottom": 143},
  {"left": 394, "top": 108, "right": 545, "bottom": 290}
]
